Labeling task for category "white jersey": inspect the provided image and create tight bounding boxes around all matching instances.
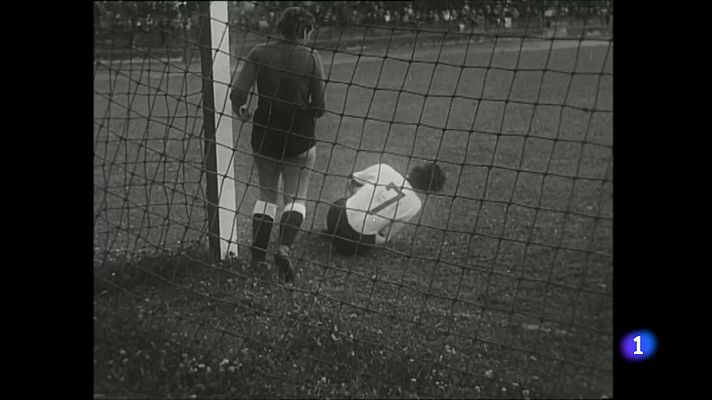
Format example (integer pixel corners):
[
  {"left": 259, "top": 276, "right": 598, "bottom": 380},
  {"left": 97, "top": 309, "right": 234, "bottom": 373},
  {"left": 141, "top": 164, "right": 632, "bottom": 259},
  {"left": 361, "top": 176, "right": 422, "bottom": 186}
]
[{"left": 346, "top": 164, "right": 422, "bottom": 235}]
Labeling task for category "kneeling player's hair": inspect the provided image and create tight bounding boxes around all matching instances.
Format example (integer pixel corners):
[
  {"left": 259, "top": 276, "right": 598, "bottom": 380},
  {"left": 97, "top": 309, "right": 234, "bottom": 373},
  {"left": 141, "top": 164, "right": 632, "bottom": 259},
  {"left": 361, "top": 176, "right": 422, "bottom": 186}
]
[
  {"left": 277, "top": 7, "right": 315, "bottom": 41},
  {"left": 408, "top": 162, "right": 446, "bottom": 193}
]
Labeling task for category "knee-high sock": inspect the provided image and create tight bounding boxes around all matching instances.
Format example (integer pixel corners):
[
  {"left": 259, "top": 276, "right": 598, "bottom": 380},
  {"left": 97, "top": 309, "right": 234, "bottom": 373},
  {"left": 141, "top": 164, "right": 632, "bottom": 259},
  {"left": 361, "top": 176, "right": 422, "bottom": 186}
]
[
  {"left": 279, "top": 202, "right": 306, "bottom": 248},
  {"left": 252, "top": 200, "right": 277, "bottom": 261}
]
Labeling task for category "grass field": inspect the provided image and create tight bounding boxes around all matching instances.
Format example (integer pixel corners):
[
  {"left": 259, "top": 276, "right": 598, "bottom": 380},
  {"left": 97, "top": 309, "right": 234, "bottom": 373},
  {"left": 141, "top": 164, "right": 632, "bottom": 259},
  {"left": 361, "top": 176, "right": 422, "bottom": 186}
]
[{"left": 94, "top": 34, "right": 613, "bottom": 398}]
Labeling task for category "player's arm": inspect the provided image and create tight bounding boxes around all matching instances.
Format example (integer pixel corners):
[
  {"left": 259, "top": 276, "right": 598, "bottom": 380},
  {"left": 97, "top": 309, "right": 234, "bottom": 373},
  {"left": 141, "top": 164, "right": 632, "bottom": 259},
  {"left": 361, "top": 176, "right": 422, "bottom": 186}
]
[
  {"left": 346, "top": 165, "right": 380, "bottom": 196},
  {"left": 350, "top": 165, "right": 379, "bottom": 185},
  {"left": 309, "top": 50, "right": 326, "bottom": 118},
  {"left": 230, "top": 47, "right": 259, "bottom": 119}
]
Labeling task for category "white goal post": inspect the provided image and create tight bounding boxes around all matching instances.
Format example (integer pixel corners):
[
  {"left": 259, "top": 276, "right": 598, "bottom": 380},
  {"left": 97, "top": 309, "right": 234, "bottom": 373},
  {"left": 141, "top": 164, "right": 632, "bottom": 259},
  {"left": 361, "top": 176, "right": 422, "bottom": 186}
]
[{"left": 199, "top": 1, "right": 238, "bottom": 261}]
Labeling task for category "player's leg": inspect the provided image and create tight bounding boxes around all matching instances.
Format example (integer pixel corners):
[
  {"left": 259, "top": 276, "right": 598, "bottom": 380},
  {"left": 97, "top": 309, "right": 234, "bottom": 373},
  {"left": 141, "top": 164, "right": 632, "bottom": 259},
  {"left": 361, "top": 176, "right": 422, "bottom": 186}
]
[
  {"left": 275, "top": 146, "right": 316, "bottom": 282},
  {"left": 251, "top": 153, "right": 280, "bottom": 269},
  {"left": 327, "top": 198, "right": 359, "bottom": 255},
  {"left": 327, "top": 198, "right": 376, "bottom": 256},
  {"left": 325, "top": 197, "right": 346, "bottom": 235},
  {"left": 354, "top": 234, "right": 377, "bottom": 256}
]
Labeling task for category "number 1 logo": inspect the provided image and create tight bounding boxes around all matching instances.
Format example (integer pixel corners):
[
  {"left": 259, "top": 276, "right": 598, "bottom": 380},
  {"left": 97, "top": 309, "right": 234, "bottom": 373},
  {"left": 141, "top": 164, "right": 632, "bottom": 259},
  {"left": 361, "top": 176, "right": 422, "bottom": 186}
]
[
  {"left": 621, "top": 330, "right": 656, "bottom": 361},
  {"left": 633, "top": 335, "right": 643, "bottom": 355}
]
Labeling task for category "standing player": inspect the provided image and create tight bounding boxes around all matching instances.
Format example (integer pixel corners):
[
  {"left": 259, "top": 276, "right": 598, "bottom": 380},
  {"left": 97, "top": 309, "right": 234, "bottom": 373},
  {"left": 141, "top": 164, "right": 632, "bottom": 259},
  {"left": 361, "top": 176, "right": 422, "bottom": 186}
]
[
  {"left": 230, "top": 7, "right": 326, "bottom": 283},
  {"left": 324, "top": 162, "right": 446, "bottom": 256}
]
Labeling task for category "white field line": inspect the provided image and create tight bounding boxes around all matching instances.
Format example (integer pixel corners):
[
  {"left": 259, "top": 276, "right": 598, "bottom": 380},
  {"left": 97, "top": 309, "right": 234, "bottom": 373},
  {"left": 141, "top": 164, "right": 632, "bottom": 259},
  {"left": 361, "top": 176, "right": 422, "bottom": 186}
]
[
  {"left": 94, "top": 39, "right": 611, "bottom": 81},
  {"left": 323, "top": 39, "right": 610, "bottom": 65}
]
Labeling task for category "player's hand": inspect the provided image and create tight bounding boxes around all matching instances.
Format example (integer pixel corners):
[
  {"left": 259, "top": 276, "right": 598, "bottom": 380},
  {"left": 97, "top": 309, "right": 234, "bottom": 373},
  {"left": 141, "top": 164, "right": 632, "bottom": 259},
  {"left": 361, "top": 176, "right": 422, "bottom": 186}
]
[{"left": 235, "top": 105, "right": 252, "bottom": 121}]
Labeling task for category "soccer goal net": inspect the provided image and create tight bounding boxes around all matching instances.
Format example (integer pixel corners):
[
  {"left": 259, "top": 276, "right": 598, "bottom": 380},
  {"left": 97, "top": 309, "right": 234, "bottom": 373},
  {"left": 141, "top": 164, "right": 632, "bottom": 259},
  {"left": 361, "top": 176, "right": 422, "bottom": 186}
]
[{"left": 94, "top": 1, "right": 613, "bottom": 398}]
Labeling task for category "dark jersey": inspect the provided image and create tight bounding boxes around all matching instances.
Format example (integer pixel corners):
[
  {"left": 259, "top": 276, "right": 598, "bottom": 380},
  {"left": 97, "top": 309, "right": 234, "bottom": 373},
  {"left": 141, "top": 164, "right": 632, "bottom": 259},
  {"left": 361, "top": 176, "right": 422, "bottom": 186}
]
[{"left": 231, "top": 42, "right": 326, "bottom": 160}]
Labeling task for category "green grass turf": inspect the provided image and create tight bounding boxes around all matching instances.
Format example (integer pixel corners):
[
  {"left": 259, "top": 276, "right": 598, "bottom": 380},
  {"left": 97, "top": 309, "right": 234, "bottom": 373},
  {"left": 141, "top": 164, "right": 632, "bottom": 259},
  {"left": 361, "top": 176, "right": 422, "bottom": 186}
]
[{"left": 94, "top": 36, "right": 613, "bottom": 398}]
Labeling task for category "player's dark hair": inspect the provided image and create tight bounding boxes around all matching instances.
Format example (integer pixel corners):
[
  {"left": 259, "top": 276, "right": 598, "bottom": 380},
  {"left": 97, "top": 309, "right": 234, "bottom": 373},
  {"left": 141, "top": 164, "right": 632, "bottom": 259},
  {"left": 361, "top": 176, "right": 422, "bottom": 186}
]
[
  {"left": 407, "top": 162, "right": 446, "bottom": 193},
  {"left": 276, "top": 7, "right": 315, "bottom": 41}
]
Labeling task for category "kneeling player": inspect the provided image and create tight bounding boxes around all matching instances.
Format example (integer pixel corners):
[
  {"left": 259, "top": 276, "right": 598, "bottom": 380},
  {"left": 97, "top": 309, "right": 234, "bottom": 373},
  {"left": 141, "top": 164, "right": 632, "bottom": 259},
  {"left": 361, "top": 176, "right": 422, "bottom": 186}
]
[{"left": 324, "top": 162, "right": 446, "bottom": 256}]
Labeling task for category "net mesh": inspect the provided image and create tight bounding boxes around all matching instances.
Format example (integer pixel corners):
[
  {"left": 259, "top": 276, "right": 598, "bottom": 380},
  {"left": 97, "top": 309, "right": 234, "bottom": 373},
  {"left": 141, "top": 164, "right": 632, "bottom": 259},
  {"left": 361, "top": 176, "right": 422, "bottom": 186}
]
[{"left": 94, "top": 1, "right": 613, "bottom": 398}]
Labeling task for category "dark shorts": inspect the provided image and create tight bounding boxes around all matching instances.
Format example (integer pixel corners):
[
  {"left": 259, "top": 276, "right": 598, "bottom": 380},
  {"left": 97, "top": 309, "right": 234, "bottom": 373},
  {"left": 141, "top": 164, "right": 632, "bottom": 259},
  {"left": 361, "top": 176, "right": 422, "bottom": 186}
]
[
  {"left": 252, "top": 107, "right": 316, "bottom": 161},
  {"left": 326, "top": 197, "right": 376, "bottom": 256}
]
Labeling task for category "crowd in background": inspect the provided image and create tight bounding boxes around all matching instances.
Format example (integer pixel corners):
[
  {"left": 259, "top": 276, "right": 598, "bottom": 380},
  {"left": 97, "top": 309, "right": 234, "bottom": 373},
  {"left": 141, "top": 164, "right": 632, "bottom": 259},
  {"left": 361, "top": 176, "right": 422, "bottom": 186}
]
[
  {"left": 95, "top": 1, "right": 613, "bottom": 45},
  {"left": 240, "top": 1, "right": 613, "bottom": 32}
]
